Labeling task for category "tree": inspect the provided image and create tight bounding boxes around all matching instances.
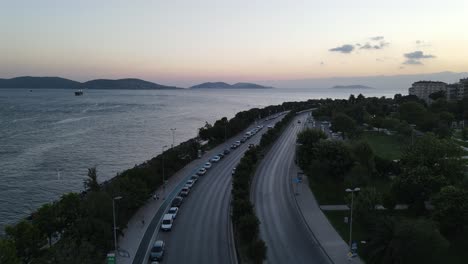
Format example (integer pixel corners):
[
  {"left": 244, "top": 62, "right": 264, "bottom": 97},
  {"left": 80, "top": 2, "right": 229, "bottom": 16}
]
[
  {"left": 32, "top": 203, "right": 60, "bottom": 247},
  {"left": 364, "top": 218, "right": 448, "bottom": 264},
  {"left": 351, "top": 141, "right": 376, "bottom": 178},
  {"left": 399, "top": 101, "right": 426, "bottom": 126},
  {"left": 0, "top": 239, "right": 20, "bottom": 264},
  {"left": 429, "top": 90, "right": 447, "bottom": 101},
  {"left": 331, "top": 113, "right": 357, "bottom": 138},
  {"left": 5, "top": 220, "right": 44, "bottom": 263},
  {"left": 401, "top": 133, "right": 464, "bottom": 183},
  {"left": 83, "top": 167, "right": 100, "bottom": 192},
  {"left": 462, "top": 127, "right": 468, "bottom": 140},
  {"left": 432, "top": 185, "right": 468, "bottom": 235},
  {"left": 347, "top": 187, "right": 381, "bottom": 226},
  {"left": 306, "top": 140, "right": 354, "bottom": 180},
  {"left": 391, "top": 166, "right": 446, "bottom": 214},
  {"left": 297, "top": 128, "right": 327, "bottom": 146}
]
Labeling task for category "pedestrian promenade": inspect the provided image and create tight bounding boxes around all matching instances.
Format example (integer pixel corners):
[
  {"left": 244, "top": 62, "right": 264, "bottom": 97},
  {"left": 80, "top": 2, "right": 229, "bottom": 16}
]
[{"left": 290, "top": 164, "right": 363, "bottom": 264}]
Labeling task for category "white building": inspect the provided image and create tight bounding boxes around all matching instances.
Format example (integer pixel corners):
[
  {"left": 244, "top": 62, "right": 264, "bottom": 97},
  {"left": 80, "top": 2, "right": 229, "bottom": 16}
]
[{"left": 408, "top": 81, "right": 447, "bottom": 103}]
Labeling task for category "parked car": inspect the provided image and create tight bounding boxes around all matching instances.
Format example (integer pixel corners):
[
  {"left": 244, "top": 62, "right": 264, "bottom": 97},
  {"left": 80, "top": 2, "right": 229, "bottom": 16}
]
[
  {"left": 223, "top": 148, "right": 231, "bottom": 155},
  {"left": 218, "top": 153, "right": 224, "bottom": 159},
  {"left": 203, "top": 162, "right": 212, "bottom": 169},
  {"left": 235, "top": 140, "right": 241, "bottom": 146},
  {"left": 230, "top": 144, "right": 237, "bottom": 149},
  {"left": 248, "top": 143, "right": 255, "bottom": 148},
  {"left": 267, "top": 125, "right": 274, "bottom": 129},
  {"left": 149, "top": 240, "right": 165, "bottom": 261},
  {"left": 297, "top": 120, "right": 301, "bottom": 123},
  {"left": 168, "top": 207, "right": 179, "bottom": 219},
  {"left": 197, "top": 168, "right": 207, "bottom": 175},
  {"left": 179, "top": 189, "right": 188, "bottom": 198},
  {"left": 232, "top": 167, "right": 236, "bottom": 176},
  {"left": 185, "top": 180, "right": 195, "bottom": 189},
  {"left": 240, "top": 137, "right": 247, "bottom": 143},
  {"left": 190, "top": 174, "right": 199, "bottom": 183},
  {"left": 171, "top": 196, "right": 183, "bottom": 207},
  {"left": 210, "top": 156, "right": 220, "bottom": 163},
  {"left": 160, "top": 214, "right": 173, "bottom": 231}
]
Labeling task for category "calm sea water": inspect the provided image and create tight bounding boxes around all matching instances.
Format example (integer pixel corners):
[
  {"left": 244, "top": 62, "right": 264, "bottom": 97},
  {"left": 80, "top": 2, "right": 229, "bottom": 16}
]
[{"left": 0, "top": 87, "right": 402, "bottom": 230}]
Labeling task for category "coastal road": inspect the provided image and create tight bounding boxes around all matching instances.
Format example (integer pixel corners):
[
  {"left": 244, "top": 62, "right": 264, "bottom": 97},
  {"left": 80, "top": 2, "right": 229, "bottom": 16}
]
[
  {"left": 251, "top": 112, "right": 331, "bottom": 264},
  {"left": 134, "top": 115, "right": 284, "bottom": 264}
]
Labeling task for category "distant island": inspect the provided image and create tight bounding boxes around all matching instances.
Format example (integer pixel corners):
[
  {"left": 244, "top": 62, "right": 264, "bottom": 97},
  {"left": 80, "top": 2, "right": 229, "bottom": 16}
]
[
  {"left": 331, "top": 85, "right": 374, "bottom": 89},
  {"left": 0, "top": 76, "right": 181, "bottom": 90},
  {"left": 191, "top": 82, "right": 272, "bottom": 89}
]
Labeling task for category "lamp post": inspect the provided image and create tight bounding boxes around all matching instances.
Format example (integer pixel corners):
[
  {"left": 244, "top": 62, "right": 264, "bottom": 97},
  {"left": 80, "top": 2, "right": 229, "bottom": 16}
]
[
  {"left": 345, "top": 187, "right": 360, "bottom": 257},
  {"left": 170, "top": 128, "right": 176, "bottom": 148},
  {"left": 112, "top": 196, "right": 123, "bottom": 260},
  {"left": 162, "top": 145, "right": 168, "bottom": 200}
]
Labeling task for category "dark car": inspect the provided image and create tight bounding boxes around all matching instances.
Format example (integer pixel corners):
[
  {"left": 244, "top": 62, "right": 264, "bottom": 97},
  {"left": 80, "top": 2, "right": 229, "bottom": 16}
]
[
  {"left": 171, "top": 196, "right": 183, "bottom": 207},
  {"left": 149, "top": 240, "right": 165, "bottom": 261},
  {"left": 223, "top": 148, "right": 230, "bottom": 155},
  {"left": 230, "top": 144, "right": 237, "bottom": 149}
]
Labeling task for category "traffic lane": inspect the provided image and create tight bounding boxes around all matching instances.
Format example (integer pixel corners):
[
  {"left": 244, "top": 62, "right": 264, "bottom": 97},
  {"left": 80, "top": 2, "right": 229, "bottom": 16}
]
[
  {"left": 146, "top": 118, "right": 279, "bottom": 263},
  {"left": 252, "top": 114, "right": 330, "bottom": 264}
]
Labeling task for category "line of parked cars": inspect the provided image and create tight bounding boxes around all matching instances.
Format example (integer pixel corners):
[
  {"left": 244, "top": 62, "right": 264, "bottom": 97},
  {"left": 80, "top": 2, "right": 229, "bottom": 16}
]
[{"left": 150, "top": 124, "right": 266, "bottom": 262}]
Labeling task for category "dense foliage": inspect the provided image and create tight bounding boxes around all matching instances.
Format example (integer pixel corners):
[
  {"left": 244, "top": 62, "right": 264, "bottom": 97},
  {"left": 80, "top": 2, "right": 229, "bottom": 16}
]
[{"left": 298, "top": 93, "right": 468, "bottom": 263}]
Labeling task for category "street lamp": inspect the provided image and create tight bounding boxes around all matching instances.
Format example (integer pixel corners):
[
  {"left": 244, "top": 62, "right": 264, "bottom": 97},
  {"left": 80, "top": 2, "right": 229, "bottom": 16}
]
[
  {"left": 162, "top": 145, "right": 168, "bottom": 200},
  {"left": 345, "top": 187, "right": 360, "bottom": 257},
  {"left": 170, "top": 128, "right": 176, "bottom": 148},
  {"left": 112, "top": 196, "right": 123, "bottom": 259}
]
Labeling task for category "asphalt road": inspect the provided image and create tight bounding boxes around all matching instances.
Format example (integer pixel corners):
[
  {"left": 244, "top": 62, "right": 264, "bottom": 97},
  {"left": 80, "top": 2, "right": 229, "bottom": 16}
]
[
  {"left": 137, "top": 115, "right": 284, "bottom": 264},
  {"left": 251, "top": 113, "right": 331, "bottom": 264}
]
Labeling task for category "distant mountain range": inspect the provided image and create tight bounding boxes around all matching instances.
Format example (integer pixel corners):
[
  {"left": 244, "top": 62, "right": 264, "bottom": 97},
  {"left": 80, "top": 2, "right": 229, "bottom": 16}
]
[
  {"left": 190, "top": 82, "right": 272, "bottom": 89},
  {"left": 0, "top": 76, "right": 181, "bottom": 90},
  {"left": 258, "top": 71, "right": 468, "bottom": 92},
  {"left": 331, "top": 85, "right": 374, "bottom": 89}
]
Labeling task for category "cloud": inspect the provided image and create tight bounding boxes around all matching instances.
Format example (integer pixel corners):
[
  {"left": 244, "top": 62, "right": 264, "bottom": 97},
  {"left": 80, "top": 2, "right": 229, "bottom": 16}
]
[
  {"left": 404, "top": 50, "right": 435, "bottom": 59},
  {"left": 329, "top": 44, "right": 354, "bottom": 54},
  {"left": 415, "top": 40, "right": 431, "bottom": 47},
  {"left": 402, "top": 50, "right": 435, "bottom": 65},
  {"left": 360, "top": 41, "right": 389, "bottom": 50},
  {"left": 403, "top": 59, "right": 423, "bottom": 65},
  {"left": 371, "top": 36, "right": 384, "bottom": 41}
]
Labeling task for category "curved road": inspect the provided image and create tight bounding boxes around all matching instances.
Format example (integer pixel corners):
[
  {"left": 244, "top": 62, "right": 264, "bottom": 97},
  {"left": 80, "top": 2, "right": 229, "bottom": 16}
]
[
  {"left": 134, "top": 116, "right": 283, "bottom": 264},
  {"left": 252, "top": 113, "right": 331, "bottom": 264}
]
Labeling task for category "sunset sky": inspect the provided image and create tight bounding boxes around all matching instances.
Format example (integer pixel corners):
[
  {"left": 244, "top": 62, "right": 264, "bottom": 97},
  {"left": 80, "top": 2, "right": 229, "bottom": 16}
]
[{"left": 1, "top": 0, "right": 467, "bottom": 86}]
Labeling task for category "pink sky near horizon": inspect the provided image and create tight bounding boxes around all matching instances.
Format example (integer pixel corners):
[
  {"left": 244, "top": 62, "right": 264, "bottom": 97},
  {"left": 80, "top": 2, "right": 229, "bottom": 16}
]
[{"left": 1, "top": 0, "right": 467, "bottom": 86}]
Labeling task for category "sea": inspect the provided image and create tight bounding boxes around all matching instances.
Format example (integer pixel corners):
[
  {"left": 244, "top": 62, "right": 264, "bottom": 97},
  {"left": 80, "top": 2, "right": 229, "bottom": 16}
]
[{"left": 0, "top": 87, "right": 405, "bottom": 231}]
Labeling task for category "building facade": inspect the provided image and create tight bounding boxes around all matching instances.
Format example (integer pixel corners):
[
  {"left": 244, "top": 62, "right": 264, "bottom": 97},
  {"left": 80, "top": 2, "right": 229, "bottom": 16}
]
[{"left": 409, "top": 81, "right": 447, "bottom": 103}]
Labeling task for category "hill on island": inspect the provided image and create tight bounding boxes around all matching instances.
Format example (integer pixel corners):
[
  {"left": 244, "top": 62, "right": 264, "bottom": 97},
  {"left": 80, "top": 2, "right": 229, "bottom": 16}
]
[
  {"left": 0, "top": 76, "right": 181, "bottom": 90},
  {"left": 0, "top": 76, "right": 82, "bottom": 89},
  {"left": 331, "top": 85, "right": 374, "bottom": 89},
  {"left": 82, "top": 78, "right": 180, "bottom": 90},
  {"left": 191, "top": 82, "right": 272, "bottom": 89}
]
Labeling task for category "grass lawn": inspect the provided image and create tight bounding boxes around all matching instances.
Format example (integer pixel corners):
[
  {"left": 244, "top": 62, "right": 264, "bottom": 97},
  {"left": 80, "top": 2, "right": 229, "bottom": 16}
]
[
  {"left": 360, "top": 131, "right": 406, "bottom": 160},
  {"left": 308, "top": 176, "right": 392, "bottom": 205}
]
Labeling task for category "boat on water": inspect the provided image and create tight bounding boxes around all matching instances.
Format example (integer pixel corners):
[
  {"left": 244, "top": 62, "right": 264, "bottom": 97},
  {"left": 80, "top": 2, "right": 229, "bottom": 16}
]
[{"left": 75, "top": 90, "right": 84, "bottom": 96}]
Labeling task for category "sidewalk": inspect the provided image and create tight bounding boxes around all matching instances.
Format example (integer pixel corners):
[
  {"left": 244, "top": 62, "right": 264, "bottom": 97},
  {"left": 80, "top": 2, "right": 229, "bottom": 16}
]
[
  {"left": 115, "top": 143, "right": 230, "bottom": 264},
  {"left": 290, "top": 165, "right": 363, "bottom": 264}
]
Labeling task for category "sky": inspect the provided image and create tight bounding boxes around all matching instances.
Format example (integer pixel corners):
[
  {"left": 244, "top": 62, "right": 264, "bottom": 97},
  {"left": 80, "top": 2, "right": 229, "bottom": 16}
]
[{"left": 1, "top": 0, "right": 467, "bottom": 87}]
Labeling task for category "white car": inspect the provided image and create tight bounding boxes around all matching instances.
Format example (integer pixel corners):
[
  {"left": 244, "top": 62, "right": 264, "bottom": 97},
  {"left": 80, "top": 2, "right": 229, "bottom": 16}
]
[
  {"left": 210, "top": 156, "right": 220, "bottom": 163},
  {"left": 197, "top": 168, "right": 207, "bottom": 175},
  {"left": 190, "top": 174, "right": 199, "bottom": 183},
  {"left": 161, "top": 214, "right": 173, "bottom": 231},
  {"left": 168, "top": 207, "right": 179, "bottom": 219},
  {"left": 204, "top": 162, "right": 212, "bottom": 169},
  {"left": 185, "top": 180, "right": 195, "bottom": 189},
  {"left": 235, "top": 140, "right": 241, "bottom": 146}
]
